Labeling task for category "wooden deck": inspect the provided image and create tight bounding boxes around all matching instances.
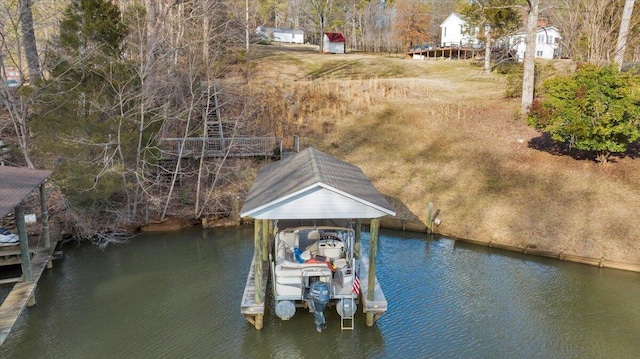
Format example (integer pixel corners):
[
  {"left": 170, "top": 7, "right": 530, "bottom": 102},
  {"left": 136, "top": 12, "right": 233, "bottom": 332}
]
[
  {"left": 407, "top": 46, "right": 481, "bottom": 60},
  {"left": 240, "top": 252, "right": 270, "bottom": 317},
  {"left": 160, "top": 137, "right": 282, "bottom": 159},
  {"left": 0, "top": 246, "right": 37, "bottom": 267},
  {"left": 0, "top": 240, "right": 57, "bottom": 346},
  {"left": 356, "top": 255, "right": 387, "bottom": 314}
]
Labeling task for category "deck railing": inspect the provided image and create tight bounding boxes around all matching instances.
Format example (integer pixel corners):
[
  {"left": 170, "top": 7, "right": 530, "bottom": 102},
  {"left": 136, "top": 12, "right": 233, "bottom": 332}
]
[{"left": 160, "top": 137, "right": 282, "bottom": 158}]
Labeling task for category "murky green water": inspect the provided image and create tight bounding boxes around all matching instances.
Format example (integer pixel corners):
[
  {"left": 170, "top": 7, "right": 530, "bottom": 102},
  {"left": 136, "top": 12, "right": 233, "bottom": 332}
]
[{"left": 1, "top": 226, "right": 639, "bottom": 358}]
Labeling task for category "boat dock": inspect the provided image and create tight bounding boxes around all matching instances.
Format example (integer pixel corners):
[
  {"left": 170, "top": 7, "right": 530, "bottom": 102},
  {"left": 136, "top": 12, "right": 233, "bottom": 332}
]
[
  {"left": 239, "top": 148, "right": 396, "bottom": 330},
  {"left": 0, "top": 166, "right": 56, "bottom": 346},
  {"left": 357, "top": 254, "right": 387, "bottom": 319},
  {"left": 0, "top": 240, "right": 58, "bottom": 345},
  {"left": 240, "top": 251, "right": 270, "bottom": 329}
]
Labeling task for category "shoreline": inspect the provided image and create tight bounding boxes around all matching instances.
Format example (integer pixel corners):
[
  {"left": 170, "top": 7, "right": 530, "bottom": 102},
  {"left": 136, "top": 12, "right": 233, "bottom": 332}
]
[
  {"left": 141, "top": 215, "right": 640, "bottom": 273},
  {"left": 378, "top": 217, "right": 640, "bottom": 273}
]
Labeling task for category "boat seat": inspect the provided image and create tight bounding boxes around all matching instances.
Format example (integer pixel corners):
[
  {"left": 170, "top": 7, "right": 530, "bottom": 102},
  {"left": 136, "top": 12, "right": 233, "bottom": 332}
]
[
  {"left": 333, "top": 258, "right": 347, "bottom": 268},
  {"left": 318, "top": 242, "right": 344, "bottom": 259},
  {"left": 277, "top": 231, "right": 299, "bottom": 263},
  {"left": 308, "top": 230, "right": 320, "bottom": 240},
  {"left": 280, "top": 231, "right": 299, "bottom": 248}
]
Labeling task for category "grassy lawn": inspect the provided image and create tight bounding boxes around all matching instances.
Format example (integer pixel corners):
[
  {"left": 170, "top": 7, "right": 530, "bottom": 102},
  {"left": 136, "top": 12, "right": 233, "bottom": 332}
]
[{"left": 250, "top": 44, "right": 640, "bottom": 265}]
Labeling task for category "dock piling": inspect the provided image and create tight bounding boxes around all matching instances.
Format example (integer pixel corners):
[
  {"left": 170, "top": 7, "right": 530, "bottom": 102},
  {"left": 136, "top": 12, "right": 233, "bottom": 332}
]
[
  {"left": 15, "top": 204, "right": 33, "bottom": 281},
  {"left": 366, "top": 218, "right": 380, "bottom": 327},
  {"left": 254, "top": 220, "right": 263, "bottom": 304}
]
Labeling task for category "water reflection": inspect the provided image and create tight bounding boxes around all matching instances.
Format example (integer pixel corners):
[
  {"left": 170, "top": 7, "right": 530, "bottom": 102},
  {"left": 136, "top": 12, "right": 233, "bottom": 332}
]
[{"left": 0, "top": 227, "right": 639, "bottom": 358}]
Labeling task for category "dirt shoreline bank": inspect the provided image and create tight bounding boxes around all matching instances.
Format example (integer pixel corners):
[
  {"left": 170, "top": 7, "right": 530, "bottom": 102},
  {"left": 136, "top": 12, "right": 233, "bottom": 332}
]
[
  {"left": 129, "top": 47, "right": 640, "bottom": 274},
  {"left": 139, "top": 215, "right": 640, "bottom": 273},
  {"left": 377, "top": 217, "right": 640, "bottom": 273}
]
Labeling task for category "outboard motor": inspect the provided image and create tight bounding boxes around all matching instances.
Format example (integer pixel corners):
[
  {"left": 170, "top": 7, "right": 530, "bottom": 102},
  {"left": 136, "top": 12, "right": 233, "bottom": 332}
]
[{"left": 308, "top": 280, "right": 330, "bottom": 332}]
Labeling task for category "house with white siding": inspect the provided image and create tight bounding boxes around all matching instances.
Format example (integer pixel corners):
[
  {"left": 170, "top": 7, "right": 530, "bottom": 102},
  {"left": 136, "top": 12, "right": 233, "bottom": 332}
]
[
  {"left": 439, "top": 13, "right": 562, "bottom": 60},
  {"left": 509, "top": 21, "right": 562, "bottom": 61},
  {"left": 439, "top": 13, "right": 482, "bottom": 48},
  {"left": 255, "top": 27, "right": 304, "bottom": 44}
]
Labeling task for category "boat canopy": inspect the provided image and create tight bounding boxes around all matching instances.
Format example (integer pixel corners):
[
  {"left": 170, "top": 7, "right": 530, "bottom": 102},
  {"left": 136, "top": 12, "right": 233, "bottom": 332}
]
[{"left": 240, "top": 148, "right": 395, "bottom": 220}]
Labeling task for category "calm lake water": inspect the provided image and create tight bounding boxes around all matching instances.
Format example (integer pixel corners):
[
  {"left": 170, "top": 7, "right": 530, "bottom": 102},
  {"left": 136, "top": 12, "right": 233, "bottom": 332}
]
[{"left": 1, "top": 226, "right": 639, "bottom": 358}]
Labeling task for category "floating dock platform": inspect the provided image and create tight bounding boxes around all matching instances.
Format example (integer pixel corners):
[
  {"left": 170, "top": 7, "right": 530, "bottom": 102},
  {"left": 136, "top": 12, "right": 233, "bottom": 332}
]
[
  {"left": 357, "top": 254, "right": 387, "bottom": 322},
  {"left": 240, "top": 251, "right": 270, "bottom": 329},
  {"left": 0, "top": 240, "right": 58, "bottom": 345}
]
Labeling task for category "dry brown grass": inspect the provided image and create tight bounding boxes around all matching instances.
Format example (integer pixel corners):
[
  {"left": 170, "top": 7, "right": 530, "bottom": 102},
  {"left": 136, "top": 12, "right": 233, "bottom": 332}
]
[{"left": 250, "top": 44, "right": 640, "bottom": 265}]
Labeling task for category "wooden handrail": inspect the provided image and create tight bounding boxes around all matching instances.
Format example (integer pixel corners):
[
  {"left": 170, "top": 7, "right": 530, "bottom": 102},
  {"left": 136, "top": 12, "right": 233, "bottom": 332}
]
[{"left": 159, "top": 137, "right": 282, "bottom": 158}]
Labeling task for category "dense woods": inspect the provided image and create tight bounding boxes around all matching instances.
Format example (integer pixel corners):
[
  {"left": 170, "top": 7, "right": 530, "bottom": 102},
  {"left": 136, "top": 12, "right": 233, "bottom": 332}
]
[{"left": 1, "top": 0, "right": 639, "bottom": 244}]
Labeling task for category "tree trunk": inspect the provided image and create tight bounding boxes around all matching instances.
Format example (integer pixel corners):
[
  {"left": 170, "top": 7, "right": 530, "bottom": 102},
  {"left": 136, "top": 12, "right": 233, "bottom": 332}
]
[
  {"left": 521, "top": 0, "right": 539, "bottom": 115},
  {"left": 319, "top": 15, "right": 325, "bottom": 53},
  {"left": 20, "top": 0, "right": 41, "bottom": 81},
  {"left": 614, "top": 0, "right": 635, "bottom": 70},
  {"left": 597, "top": 151, "right": 610, "bottom": 164},
  {"left": 484, "top": 25, "right": 492, "bottom": 74},
  {"left": 245, "top": 0, "right": 250, "bottom": 82}
]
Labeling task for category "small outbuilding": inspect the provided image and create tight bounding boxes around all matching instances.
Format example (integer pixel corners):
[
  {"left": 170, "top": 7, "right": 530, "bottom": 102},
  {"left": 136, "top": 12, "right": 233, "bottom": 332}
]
[
  {"left": 255, "top": 26, "right": 304, "bottom": 44},
  {"left": 323, "top": 33, "right": 346, "bottom": 54}
]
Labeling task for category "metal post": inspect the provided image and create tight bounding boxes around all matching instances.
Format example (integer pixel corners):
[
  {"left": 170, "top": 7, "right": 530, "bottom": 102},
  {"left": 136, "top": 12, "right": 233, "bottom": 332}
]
[{"left": 15, "top": 204, "right": 33, "bottom": 282}]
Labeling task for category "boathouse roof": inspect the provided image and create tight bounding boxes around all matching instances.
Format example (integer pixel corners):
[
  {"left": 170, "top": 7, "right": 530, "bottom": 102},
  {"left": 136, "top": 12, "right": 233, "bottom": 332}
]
[
  {"left": 0, "top": 166, "right": 52, "bottom": 219},
  {"left": 240, "top": 147, "right": 395, "bottom": 219}
]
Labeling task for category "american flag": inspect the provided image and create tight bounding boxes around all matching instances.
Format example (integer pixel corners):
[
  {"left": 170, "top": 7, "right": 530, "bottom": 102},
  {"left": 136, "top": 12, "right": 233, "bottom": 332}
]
[{"left": 352, "top": 270, "right": 360, "bottom": 296}]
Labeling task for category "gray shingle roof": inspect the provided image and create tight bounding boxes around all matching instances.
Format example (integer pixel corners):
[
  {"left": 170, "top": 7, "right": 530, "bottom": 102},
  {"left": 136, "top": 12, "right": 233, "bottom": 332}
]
[
  {"left": 240, "top": 148, "right": 395, "bottom": 219},
  {"left": 0, "top": 166, "right": 52, "bottom": 219}
]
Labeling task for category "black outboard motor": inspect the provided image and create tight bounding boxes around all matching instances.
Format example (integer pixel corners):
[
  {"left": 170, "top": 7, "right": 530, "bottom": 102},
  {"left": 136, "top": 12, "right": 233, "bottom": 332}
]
[{"left": 308, "top": 280, "right": 330, "bottom": 332}]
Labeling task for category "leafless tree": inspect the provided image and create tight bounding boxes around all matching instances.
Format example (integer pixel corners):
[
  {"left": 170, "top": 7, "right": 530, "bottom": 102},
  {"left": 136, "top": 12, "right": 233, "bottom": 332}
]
[
  {"left": 548, "top": 0, "right": 634, "bottom": 64},
  {"left": 615, "top": 0, "right": 635, "bottom": 69},
  {"left": 306, "top": 0, "right": 333, "bottom": 52},
  {"left": 0, "top": 0, "right": 36, "bottom": 168}
]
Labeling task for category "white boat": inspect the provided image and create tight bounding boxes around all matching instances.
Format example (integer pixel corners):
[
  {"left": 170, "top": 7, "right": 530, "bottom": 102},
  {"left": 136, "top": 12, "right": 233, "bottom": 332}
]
[{"left": 271, "top": 220, "right": 359, "bottom": 330}]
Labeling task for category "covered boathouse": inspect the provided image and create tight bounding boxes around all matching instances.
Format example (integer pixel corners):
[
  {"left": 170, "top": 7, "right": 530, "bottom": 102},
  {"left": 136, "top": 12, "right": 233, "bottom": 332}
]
[
  {"left": 239, "top": 147, "right": 395, "bottom": 330},
  {"left": 0, "top": 166, "right": 55, "bottom": 345}
]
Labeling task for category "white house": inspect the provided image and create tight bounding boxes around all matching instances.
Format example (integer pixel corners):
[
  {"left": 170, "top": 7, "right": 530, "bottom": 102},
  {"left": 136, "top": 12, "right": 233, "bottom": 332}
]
[
  {"left": 440, "top": 13, "right": 562, "bottom": 60},
  {"left": 439, "top": 13, "right": 482, "bottom": 48},
  {"left": 255, "top": 27, "right": 304, "bottom": 44},
  {"left": 323, "top": 33, "right": 346, "bottom": 54},
  {"left": 509, "top": 26, "right": 562, "bottom": 61}
]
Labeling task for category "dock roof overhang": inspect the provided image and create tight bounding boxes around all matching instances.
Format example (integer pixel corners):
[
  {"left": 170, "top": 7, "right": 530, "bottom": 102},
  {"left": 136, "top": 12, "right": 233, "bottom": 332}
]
[
  {"left": 240, "top": 148, "right": 396, "bottom": 220},
  {"left": 0, "top": 166, "right": 52, "bottom": 219}
]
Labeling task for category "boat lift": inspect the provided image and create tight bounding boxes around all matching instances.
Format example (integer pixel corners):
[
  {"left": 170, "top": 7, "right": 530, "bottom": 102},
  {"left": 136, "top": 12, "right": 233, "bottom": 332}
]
[{"left": 239, "top": 148, "right": 396, "bottom": 330}]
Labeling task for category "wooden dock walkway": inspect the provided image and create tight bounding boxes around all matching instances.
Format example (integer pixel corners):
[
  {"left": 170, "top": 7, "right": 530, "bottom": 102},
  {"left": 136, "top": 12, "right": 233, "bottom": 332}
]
[
  {"left": 160, "top": 137, "right": 282, "bottom": 159},
  {"left": 0, "top": 240, "right": 57, "bottom": 346},
  {"left": 356, "top": 254, "right": 387, "bottom": 319},
  {"left": 240, "top": 252, "right": 270, "bottom": 329}
]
